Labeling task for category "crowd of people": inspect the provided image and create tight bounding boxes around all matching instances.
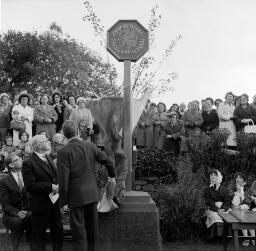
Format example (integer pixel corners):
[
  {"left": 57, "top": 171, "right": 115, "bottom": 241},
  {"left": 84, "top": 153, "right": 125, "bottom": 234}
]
[
  {"left": 0, "top": 91, "right": 100, "bottom": 171},
  {"left": 0, "top": 90, "right": 112, "bottom": 251},
  {"left": 0, "top": 89, "right": 256, "bottom": 250},
  {"left": 134, "top": 92, "right": 256, "bottom": 155}
]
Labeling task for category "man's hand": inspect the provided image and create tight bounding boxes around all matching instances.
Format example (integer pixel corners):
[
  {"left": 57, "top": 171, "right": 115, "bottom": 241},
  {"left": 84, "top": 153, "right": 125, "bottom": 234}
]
[
  {"left": 217, "top": 208, "right": 225, "bottom": 213},
  {"left": 17, "top": 210, "right": 27, "bottom": 219},
  {"left": 52, "top": 184, "right": 59, "bottom": 194},
  {"left": 166, "top": 135, "right": 172, "bottom": 139},
  {"left": 106, "top": 177, "right": 116, "bottom": 200}
]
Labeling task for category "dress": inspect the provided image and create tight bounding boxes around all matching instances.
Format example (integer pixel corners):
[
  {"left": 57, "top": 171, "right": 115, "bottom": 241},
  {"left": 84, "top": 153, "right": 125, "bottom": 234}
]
[
  {"left": 153, "top": 112, "right": 168, "bottom": 148},
  {"left": 204, "top": 185, "right": 230, "bottom": 228},
  {"left": 217, "top": 102, "right": 236, "bottom": 146},
  {"left": 11, "top": 104, "right": 34, "bottom": 146},
  {"left": 136, "top": 109, "right": 156, "bottom": 147}
]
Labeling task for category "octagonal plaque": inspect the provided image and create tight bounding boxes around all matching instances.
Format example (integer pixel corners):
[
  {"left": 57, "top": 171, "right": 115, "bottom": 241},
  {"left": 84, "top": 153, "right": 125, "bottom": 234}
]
[{"left": 107, "top": 20, "right": 149, "bottom": 62}]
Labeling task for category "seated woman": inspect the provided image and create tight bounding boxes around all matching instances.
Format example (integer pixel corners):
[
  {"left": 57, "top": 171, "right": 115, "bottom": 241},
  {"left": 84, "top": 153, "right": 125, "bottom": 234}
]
[
  {"left": 228, "top": 172, "right": 254, "bottom": 247},
  {"left": 204, "top": 169, "right": 230, "bottom": 239}
]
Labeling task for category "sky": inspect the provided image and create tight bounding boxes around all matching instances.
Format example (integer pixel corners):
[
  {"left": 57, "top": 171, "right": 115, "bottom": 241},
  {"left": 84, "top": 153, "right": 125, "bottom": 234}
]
[{"left": 1, "top": 0, "right": 256, "bottom": 108}]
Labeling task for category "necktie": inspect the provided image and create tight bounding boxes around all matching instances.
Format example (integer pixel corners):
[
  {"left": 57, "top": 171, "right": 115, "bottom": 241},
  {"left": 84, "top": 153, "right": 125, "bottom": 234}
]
[{"left": 17, "top": 173, "right": 23, "bottom": 191}]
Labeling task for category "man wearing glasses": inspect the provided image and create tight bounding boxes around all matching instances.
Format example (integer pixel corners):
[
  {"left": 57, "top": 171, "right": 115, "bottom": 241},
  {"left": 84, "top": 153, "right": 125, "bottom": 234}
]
[
  {"left": 22, "top": 135, "right": 63, "bottom": 251},
  {"left": 0, "top": 153, "right": 32, "bottom": 251}
]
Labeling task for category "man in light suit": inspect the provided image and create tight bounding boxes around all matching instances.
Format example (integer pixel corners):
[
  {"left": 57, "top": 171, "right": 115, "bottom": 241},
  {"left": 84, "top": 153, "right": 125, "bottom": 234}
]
[
  {"left": 22, "top": 135, "right": 63, "bottom": 251},
  {"left": 57, "top": 120, "right": 116, "bottom": 251},
  {"left": 0, "top": 153, "right": 32, "bottom": 251}
]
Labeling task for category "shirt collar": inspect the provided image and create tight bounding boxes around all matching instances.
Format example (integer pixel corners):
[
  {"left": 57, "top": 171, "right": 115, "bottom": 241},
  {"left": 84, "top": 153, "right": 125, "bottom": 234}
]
[
  {"left": 34, "top": 151, "right": 46, "bottom": 159},
  {"left": 67, "top": 135, "right": 80, "bottom": 143}
]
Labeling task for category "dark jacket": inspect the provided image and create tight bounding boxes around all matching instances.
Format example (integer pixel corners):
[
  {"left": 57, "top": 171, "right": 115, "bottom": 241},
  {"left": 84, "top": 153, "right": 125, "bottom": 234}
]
[
  {"left": 0, "top": 173, "right": 30, "bottom": 224},
  {"left": 234, "top": 104, "right": 256, "bottom": 131},
  {"left": 22, "top": 152, "right": 58, "bottom": 212},
  {"left": 201, "top": 109, "right": 219, "bottom": 132},
  {"left": 57, "top": 138, "right": 115, "bottom": 208},
  {"left": 204, "top": 185, "right": 230, "bottom": 212}
]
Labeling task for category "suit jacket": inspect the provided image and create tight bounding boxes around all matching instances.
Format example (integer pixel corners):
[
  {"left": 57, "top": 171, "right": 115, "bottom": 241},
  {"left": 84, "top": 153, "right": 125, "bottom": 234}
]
[
  {"left": 57, "top": 138, "right": 115, "bottom": 208},
  {"left": 0, "top": 173, "right": 30, "bottom": 224},
  {"left": 22, "top": 152, "right": 58, "bottom": 212}
]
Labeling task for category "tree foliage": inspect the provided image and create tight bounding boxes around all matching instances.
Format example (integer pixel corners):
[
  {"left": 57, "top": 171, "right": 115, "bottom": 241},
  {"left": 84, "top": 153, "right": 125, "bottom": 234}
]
[
  {"left": 0, "top": 24, "right": 119, "bottom": 98},
  {"left": 82, "top": 1, "right": 182, "bottom": 98}
]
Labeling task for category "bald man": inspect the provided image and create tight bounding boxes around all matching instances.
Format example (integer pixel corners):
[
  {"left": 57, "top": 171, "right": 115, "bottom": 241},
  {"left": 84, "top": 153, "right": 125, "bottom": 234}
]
[{"left": 22, "top": 135, "right": 63, "bottom": 251}]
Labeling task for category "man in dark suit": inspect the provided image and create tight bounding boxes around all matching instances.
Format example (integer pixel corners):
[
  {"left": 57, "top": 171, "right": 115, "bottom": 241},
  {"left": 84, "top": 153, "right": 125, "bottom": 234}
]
[
  {"left": 0, "top": 153, "right": 32, "bottom": 251},
  {"left": 57, "top": 120, "right": 116, "bottom": 251},
  {"left": 158, "top": 112, "right": 186, "bottom": 155},
  {"left": 22, "top": 135, "right": 63, "bottom": 251}
]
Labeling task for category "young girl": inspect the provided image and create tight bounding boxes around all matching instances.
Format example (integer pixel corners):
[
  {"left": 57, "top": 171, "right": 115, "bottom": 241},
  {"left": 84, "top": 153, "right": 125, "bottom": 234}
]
[
  {"left": 51, "top": 133, "right": 64, "bottom": 160},
  {"left": 78, "top": 120, "right": 89, "bottom": 141},
  {"left": 229, "top": 172, "right": 253, "bottom": 246},
  {"left": 0, "top": 135, "right": 17, "bottom": 172},
  {"left": 17, "top": 130, "right": 32, "bottom": 159}
]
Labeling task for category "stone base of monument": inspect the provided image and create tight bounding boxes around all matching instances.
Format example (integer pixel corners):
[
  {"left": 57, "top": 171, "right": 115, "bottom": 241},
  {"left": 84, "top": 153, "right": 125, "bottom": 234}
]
[{"left": 98, "top": 191, "right": 162, "bottom": 251}]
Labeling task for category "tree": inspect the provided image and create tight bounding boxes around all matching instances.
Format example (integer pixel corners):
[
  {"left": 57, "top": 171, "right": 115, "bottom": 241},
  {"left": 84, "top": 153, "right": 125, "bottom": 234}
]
[
  {"left": 0, "top": 24, "right": 119, "bottom": 98},
  {"left": 82, "top": 1, "right": 182, "bottom": 98}
]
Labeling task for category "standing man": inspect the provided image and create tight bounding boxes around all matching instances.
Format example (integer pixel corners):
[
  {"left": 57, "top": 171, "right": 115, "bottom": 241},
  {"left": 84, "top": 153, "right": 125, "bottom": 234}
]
[
  {"left": 0, "top": 153, "right": 32, "bottom": 251},
  {"left": 57, "top": 120, "right": 116, "bottom": 251},
  {"left": 22, "top": 135, "right": 63, "bottom": 251}
]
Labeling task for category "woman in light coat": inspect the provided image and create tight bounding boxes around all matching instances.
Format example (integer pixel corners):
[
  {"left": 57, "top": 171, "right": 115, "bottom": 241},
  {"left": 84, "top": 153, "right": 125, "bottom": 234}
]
[
  {"left": 217, "top": 92, "right": 236, "bottom": 148},
  {"left": 11, "top": 93, "right": 34, "bottom": 146}
]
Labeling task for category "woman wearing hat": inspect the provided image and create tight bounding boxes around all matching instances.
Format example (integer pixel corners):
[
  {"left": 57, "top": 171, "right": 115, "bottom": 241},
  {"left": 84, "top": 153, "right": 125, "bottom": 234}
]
[
  {"left": 11, "top": 93, "right": 34, "bottom": 146},
  {"left": 0, "top": 93, "right": 12, "bottom": 112},
  {"left": 34, "top": 94, "right": 58, "bottom": 142},
  {"left": 69, "top": 97, "right": 94, "bottom": 138},
  {"left": 204, "top": 169, "right": 230, "bottom": 238},
  {"left": 217, "top": 92, "right": 237, "bottom": 148}
]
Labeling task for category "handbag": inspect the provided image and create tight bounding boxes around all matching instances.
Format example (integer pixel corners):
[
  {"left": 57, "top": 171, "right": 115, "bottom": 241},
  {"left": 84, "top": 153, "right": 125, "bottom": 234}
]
[
  {"left": 244, "top": 121, "right": 256, "bottom": 134},
  {"left": 10, "top": 119, "right": 26, "bottom": 131}
]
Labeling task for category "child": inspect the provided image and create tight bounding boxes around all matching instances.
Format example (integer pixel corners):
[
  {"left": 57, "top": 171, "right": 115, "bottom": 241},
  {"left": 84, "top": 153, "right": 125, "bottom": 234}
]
[
  {"left": 234, "top": 178, "right": 256, "bottom": 247},
  {"left": 38, "top": 131, "right": 52, "bottom": 155},
  {"left": 0, "top": 135, "right": 17, "bottom": 172},
  {"left": 17, "top": 130, "right": 32, "bottom": 159},
  {"left": 78, "top": 120, "right": 89, "bottom": 141},
  {"left": 51, "top": 133, "right": 64, "bottom": 160}
]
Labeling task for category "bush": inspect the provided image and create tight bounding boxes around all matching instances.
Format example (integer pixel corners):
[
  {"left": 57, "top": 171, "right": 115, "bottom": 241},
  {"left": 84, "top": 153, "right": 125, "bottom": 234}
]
[
  {"left": 154, "top": 159, "right": 207, "bottom": 241},
  {"left": 135, "top": 148, "right": 178, "bottom": 181}
]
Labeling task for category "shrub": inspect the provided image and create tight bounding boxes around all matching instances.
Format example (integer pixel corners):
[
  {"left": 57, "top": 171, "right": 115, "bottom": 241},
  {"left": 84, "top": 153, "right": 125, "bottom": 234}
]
[
  {"left": 154, "top": 159, "right": 207, "bottom": 241},
  {"left": 135, "top": 148, "right": 178, "bottom": 182}
]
